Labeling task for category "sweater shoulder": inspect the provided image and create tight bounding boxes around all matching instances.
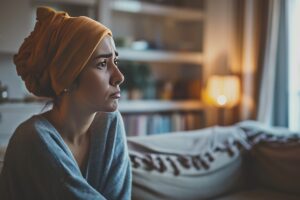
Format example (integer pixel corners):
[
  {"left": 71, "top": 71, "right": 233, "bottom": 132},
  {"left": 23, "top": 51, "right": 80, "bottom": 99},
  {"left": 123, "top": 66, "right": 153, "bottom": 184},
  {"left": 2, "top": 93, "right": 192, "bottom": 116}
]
[{"left": 7, "top": 114, "right": 60, "bottom": 153}]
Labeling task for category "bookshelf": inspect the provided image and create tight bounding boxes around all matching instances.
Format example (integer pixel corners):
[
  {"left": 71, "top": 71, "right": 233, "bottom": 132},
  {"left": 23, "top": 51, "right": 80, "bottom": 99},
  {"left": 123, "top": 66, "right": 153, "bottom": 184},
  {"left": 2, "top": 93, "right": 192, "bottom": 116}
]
[
  {"left": 107, "top": 0, "right": 206, "bottom": 135},
  {"left": 110, "top": 0, "right": 205, "bottom": 20},
  {"left": 36, "top": 0, "right": 96, "bottom": 6},
  {"left": 119, "top": 100, "right": 205, "bottom": 136},
  {"left": 118, "top": 48, "right": 203, "bottom": 64},
  {"left": 122, "top": 110, "right": 205, "bottom": 136},
  {"left": 2, "top": 0, "right": 240, "bottom": 128},
  {"left": 34, "top": 0, "right": 98, "bottom": 19},
  {"left": 119, "top": 100, "right": 203, "bottom": 113},
  {"left": 30, "top": 0, "right": 207, "bottom": 135}
]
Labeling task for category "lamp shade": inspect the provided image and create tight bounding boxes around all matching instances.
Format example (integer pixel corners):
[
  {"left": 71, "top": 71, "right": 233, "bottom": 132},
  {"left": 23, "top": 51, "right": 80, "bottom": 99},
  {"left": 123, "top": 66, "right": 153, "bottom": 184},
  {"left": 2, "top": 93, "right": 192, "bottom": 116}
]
[{"left": 205, "top": 75, "right": 240, "bottom": 108}]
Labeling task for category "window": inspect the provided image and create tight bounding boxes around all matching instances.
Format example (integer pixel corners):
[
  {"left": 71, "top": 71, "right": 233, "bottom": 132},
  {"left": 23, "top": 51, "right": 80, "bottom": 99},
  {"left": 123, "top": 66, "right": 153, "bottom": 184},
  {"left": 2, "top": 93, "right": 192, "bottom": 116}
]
[{"left": 288, "top": 0, "right": 300, "bottom": 131}]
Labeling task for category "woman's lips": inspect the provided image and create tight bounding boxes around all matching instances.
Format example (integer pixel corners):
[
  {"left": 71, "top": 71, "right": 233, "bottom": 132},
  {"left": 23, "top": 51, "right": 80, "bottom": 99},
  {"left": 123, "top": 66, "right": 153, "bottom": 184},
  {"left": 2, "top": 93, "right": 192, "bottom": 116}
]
[{"left": 110, "top": 92, "right": 121, "bottom": 99}]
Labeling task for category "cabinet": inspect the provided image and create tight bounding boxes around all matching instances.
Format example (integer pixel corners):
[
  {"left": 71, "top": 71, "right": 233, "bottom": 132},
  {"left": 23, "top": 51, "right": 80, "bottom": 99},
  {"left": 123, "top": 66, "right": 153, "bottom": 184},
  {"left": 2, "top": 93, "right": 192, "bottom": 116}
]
[{"left": 106, "top": 0, "right": 206, "bottom": 135}]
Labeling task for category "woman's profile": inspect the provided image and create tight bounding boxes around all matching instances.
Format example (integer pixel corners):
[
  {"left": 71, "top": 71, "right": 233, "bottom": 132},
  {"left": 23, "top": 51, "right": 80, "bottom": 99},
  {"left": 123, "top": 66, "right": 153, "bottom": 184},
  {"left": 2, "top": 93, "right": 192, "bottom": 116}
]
[{"left": 0, "top": 6, "right": 131, "bottom": 200}]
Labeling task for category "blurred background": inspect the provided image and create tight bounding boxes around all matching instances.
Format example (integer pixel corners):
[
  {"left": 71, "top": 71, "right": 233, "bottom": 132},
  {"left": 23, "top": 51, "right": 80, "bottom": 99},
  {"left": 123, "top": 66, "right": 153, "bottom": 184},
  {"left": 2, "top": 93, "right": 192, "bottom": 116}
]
[{"left": 0, "top": 0, "right": 299, "bottom": 137}]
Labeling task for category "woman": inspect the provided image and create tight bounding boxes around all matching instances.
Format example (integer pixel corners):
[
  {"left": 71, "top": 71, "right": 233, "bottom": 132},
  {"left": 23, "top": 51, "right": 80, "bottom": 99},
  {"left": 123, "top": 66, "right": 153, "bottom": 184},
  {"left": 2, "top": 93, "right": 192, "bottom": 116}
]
[{"left": 0, "top": 6, "right": 131, "bottom": 200}]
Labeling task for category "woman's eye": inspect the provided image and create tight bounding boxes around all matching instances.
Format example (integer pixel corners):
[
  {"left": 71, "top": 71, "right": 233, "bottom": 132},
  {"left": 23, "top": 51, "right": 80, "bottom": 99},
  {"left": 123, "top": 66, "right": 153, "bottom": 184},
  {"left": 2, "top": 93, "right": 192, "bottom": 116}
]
[
  {"left": 97, "top": 60, "right": 107, "bottom": 68},
  {"left": 114, "top": 59, "right": 119, "bottom": 65}
]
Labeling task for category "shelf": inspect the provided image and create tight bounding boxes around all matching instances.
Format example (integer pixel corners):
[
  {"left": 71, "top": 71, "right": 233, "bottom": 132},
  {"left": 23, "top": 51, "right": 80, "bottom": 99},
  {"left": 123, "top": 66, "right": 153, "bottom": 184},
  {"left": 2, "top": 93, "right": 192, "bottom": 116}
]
[
  {"left": 119, "top": 100, "right": 204, "bottom": 113},
  {"left": 34, "top": 0, "right": 96, "bottom": 6},
  {"left": 0, "top": 100, "right": 204, "bottom": 113},
  {"left": 111, "top": 1, "right": 204, "bottom": 21},
  {"left": 118, "top": 48, "right": 204, "bottom": 64}
]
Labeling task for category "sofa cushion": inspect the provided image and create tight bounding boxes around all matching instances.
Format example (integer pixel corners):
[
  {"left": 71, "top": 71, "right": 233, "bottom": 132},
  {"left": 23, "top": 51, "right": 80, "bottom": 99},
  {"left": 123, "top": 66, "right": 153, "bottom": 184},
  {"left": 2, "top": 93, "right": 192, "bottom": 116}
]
[
  {"left": 237, "top": 121, "right": 300, "bottom": 196},
  {"left": 250, "top": 138, "right": 300, "bottom": 195},
  {"left": 215, "top": 188, "right": 300, "bottom": 200},
  {"left": 0, "top": 148, "right": 4, "bottom": 173},
  {"left": 0, "top": 134, "right": 10, "bottom": 173},
  {"left": 128, "top": 126, "right": 251, "bottom": 200}
]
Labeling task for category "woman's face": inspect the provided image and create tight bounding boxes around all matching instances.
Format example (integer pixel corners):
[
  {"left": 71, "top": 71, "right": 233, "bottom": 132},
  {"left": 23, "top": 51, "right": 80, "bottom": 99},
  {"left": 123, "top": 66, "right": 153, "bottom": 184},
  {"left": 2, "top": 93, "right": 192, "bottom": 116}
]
[{"left": 71, "top": 35, "right": 124, "bottom": 112}]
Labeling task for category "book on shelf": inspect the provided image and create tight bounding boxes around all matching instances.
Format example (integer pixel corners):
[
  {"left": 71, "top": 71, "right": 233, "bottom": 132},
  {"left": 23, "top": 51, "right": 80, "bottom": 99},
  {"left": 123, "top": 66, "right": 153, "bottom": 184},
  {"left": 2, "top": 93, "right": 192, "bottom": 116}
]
[{"left": 122, "top": 111, "right": 204, "bottom": 136}]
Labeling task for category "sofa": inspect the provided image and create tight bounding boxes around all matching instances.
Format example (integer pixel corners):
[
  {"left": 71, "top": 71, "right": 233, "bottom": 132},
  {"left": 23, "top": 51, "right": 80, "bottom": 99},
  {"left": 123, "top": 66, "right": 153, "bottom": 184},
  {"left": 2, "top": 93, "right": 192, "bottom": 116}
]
[
  {"left": 0, "top": 121, "right": 299, "bottom": 200},
  {"left": 127, "top": 121, "right": 300, "bottom": 200}
]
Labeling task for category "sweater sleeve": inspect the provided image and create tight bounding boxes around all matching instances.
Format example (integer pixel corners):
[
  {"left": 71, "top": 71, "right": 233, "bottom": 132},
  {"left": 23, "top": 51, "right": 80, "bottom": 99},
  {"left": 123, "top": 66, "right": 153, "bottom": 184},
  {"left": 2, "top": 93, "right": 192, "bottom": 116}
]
[{"left": 0, "top": 119, "right": 107, "bottom": 200}]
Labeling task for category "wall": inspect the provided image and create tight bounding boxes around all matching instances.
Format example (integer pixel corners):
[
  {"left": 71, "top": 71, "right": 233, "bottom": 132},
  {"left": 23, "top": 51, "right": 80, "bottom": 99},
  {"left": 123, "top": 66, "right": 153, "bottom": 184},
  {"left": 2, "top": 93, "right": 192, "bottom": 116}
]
[
  {"left": 0, "top": 0, "right": 35, "bottom": 99},
  {"left": 0, "top": 53, "right": 29, "bottom": 99},
  {"left": 0, "top": 0, "right": 101, "bottom": 99},
  {"left": 0, "top": 0, "right": 35, "bottom": 53},
  {"left": 203, "top": 0, "right": 237, "bottom": 126}
]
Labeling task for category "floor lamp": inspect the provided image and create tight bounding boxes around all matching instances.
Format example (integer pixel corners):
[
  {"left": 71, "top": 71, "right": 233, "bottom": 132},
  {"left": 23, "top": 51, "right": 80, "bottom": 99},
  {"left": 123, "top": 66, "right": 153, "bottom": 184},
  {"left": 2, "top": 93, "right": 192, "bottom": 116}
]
[{"left": 206, "top": 75, "right": 240, "bottom": 126}]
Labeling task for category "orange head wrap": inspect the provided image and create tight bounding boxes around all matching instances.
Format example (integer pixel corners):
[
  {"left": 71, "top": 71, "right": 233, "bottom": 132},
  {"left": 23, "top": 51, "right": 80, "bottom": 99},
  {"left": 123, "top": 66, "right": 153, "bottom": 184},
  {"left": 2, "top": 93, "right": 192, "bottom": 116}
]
[{"left": 14, "top": 6, "right": 112, "bottom": 98}]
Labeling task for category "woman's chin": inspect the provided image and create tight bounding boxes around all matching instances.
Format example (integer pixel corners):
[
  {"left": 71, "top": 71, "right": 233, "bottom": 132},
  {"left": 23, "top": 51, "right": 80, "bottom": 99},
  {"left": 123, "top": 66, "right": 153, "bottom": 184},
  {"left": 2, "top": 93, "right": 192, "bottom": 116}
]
[
  {"left": 92, "top": 100, "right": 119, "bottom": 112},
  {"left": 104, "top": 101, "right": 119, "bottom": 112},
  {"left": 105, "top": 107, "right": 118, "bottom": 112}
]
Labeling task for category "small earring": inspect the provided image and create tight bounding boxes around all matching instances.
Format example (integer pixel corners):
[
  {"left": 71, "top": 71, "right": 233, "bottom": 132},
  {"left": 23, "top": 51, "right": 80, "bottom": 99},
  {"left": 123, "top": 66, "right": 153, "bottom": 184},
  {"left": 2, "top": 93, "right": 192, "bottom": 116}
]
[{"left": 63, "top": 88, "right": 69, "bottom": 93}]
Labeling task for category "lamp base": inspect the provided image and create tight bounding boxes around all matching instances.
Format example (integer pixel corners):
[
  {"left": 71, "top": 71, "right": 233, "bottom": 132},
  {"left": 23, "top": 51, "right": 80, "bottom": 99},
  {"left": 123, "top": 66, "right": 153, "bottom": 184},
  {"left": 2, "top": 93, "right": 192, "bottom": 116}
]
[{"left": 218, "top": 107, "right": 225, "bottom": 126}]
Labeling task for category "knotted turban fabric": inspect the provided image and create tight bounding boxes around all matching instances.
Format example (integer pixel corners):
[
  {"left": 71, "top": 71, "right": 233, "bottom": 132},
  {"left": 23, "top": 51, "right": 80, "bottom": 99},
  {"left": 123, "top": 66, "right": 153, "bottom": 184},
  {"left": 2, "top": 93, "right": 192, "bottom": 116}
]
[{"left": 14, "top": 6, "right": 112, "bottom": 97}]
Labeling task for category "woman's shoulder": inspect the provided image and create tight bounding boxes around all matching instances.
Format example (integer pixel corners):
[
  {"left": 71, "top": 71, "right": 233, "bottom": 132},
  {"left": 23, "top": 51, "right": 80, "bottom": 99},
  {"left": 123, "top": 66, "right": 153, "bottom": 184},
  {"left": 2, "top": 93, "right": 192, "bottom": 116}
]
[
  {"left": 8, "top": 114, "right": 60, "bottom": 150},
  {"left": 15, "top": 113, "right": 53, "bottom": 134}
]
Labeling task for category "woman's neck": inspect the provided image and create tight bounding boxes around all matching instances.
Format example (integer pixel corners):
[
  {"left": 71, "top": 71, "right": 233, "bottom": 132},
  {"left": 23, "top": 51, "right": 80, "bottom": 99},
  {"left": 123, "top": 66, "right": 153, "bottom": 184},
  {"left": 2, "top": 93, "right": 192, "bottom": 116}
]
[{"left": 44, "top": 102, "right": 96, "bottom": 145}]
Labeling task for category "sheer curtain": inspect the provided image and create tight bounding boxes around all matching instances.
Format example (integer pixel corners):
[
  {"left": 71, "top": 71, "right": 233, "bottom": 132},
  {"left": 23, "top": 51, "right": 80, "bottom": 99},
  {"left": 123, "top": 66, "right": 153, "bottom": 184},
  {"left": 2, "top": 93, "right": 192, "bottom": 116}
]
[
  {"left": 257, "top": 0, "right": 289, "bottom": 127},
  {"left": 233, "top": 0, "right": 270, "bottom": 121},
  {"left": 234, "top": 0, "right": 290, "bottom": 126},
  {"left": 288, "top": 0, "right": 300, "bottom": 131}
]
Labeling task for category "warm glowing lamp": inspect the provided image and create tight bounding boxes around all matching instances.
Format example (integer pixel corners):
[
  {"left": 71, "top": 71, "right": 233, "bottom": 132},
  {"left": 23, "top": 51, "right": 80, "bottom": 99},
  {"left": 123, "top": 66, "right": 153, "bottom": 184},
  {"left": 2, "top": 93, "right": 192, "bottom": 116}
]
[{"left": 205, "top": 75, "right": 240, "bottom": 125}]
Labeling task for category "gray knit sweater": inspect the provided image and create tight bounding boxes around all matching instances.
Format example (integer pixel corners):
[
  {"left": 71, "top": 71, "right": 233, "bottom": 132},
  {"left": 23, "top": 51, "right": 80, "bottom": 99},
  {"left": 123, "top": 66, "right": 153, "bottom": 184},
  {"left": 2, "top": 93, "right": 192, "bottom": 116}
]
[{"left": 0, "top": 111, "right": 132, "bottom": 200}]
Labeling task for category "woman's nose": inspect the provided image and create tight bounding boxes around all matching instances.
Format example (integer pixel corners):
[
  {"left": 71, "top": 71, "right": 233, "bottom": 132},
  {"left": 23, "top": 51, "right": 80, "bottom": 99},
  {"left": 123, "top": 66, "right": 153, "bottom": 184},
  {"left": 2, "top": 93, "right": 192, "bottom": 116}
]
[{"left": 111, "top": 66, "right": 124, "bottom": 86}]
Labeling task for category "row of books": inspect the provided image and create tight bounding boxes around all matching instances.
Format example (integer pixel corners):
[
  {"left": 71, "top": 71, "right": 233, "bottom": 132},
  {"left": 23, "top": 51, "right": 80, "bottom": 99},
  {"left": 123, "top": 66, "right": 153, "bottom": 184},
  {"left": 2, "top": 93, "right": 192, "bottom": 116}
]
[{"left": 122, "top": 112, "right": 204, "bottom": 136}]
